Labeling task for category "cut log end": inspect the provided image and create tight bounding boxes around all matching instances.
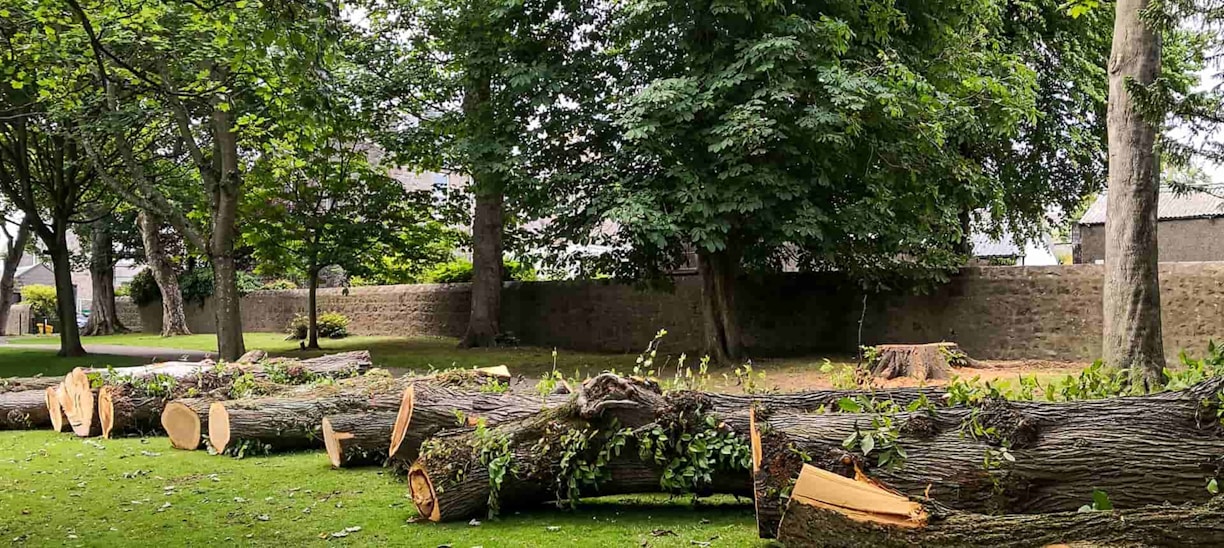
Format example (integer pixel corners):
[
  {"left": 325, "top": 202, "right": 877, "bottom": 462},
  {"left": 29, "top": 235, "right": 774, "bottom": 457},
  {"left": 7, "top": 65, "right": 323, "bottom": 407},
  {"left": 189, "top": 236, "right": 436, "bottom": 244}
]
[
  {"left": 208, "top": 402, "right": 231, "bottom": 454},
  {"left": 322, "top": 417, "right": 355, "bottom": 468},
  {"left": 62, "top": 368, "right": 99, "bottom": 437},
  {"left": 784, "top": 464, "right": 928, "bottom": 530},
  {"left": 388, "top": 384, "right": 416, "bottom": 459},
  {"left": 98, "top": 386, "right": 115, "bottom": 439},
  {"left": 45, "top": 387, "right": 66, "bottom": 432},
  {"left": 162, "top": 402, "right": 203, "bottom": 450},
  {"left": 408, "top": 461, "right": 442, "bottom": 522}
]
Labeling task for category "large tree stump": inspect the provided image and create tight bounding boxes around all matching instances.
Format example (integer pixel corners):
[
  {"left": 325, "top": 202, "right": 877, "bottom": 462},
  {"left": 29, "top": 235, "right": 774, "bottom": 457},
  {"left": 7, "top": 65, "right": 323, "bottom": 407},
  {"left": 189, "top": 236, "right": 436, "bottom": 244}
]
[
  {"left": 776, "top": 463, "right": 1224, "bottom": 547},
  {"left": 867, "top": 342, "right": 974, "bottom": 381},
  {"left": 750, "top": 377, "right": 1224, "bottom": 538}
]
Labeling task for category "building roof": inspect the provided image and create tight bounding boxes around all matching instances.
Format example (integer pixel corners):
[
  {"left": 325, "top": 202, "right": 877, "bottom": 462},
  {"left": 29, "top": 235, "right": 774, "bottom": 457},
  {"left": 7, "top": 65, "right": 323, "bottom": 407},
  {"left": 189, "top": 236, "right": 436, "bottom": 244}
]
[
  {"left": 14, "top": 263, "right": 49, "bottom": 278},
  {"left": 971, "top": 232, "right": 1022, "bottom": 258},
  {"left": 1078, "top": 192, "right": 1224, "bottom": 225}
]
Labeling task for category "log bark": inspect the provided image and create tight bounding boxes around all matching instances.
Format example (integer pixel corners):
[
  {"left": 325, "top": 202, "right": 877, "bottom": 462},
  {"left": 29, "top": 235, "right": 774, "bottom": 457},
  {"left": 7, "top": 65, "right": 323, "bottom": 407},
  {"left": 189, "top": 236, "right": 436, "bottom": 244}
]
[
  {"left": 1102, "top": 0, "right": 1165, "bottom": 388},
  {"left": 208, "top": 387, "right": 406, "bottom": 455},
  {"left": 867, "top": 343, "right": 973, "bottom": 381},
  {"left": 137, "top": 211, "right": 191, "bottom": 337},
  {"left": 697, "top": 248, "right": 745, "bottom": 364},
  {"left": 98, "top": 384, "right": 164, "bottom": 438},
  {"left": 0, "top": 389, "right": 51, "bottom": 429},
  {"left": 776, "top": 463, "right": 1224, "bottom": 548},
  {"left": 0, "top": 375, "right": 63, "bottom": 393},
  {"left": 750, "top": 378, "right": 1224, "bottom": 538},
  {"left": 322, "top": 411, "right": 399, "bottom": 468}
]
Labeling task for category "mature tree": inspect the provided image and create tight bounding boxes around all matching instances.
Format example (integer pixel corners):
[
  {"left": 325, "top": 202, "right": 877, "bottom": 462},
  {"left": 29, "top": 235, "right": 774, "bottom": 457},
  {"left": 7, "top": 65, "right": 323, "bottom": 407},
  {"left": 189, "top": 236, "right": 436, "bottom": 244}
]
[
  {"left": 61, "top": 0, "right": 340, "bottom": 359},
  {"left": 136, "top": 210, "right": 190, "bottom": 336},
  {"left": 77, "top": 208, "right": 140, "bottom": 336},
  {"left": 360, "top": 0, "right": 605, "bottom": 347},
  {"left": 243, "top": 94, "right": 418, "bottom": 348},
  {"left": 0, "top": 218, "right": 33, "bottom": 334}
]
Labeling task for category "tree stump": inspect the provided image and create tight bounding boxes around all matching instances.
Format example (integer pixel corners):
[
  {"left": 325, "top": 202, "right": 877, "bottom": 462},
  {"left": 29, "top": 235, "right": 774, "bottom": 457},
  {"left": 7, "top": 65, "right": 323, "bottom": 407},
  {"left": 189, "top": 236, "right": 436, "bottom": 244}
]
[{"left": 866, "top": 342, "right": 974, "bottom": 381}]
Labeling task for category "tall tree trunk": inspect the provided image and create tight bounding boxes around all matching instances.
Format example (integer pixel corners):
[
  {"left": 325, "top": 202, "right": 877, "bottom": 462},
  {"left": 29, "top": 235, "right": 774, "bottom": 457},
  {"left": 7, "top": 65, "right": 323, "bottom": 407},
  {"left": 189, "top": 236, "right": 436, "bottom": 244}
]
[
  {"left": 697, "top": 248, "right": 743, "bottom": 364},
  {"left": 307, "top": 267, "right": 320, "bottom": 350},
  {"left": 459, "top": 74, "right": 504, "bottom": 349},
  {"left": 47, "top": 231, "right": 85, "bottom": 357},
  {"left": 209, "top": 99, "right": 245, "bottom": 361},
  {"left": 81, "top": 218, "right": 126, "bottom": 336},
  {"left": 0, "top": 220, "right": 32, "bottom": 334},
  {"left": 137, "top": 212, "right": 190, "bottom": 336},
  {"left": 1103, "top": 0, "right": 1164, "bottom": 388}
]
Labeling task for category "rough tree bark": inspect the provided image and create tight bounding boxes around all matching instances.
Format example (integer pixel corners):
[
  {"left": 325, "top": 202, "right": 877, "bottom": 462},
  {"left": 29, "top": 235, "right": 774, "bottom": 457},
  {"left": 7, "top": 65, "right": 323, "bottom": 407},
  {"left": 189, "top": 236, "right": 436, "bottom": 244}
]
[
  {"left": 0, "top": 389, "right": 51, "bottom": 430},
  {"left": 0, "top": 220, "right": 32, "bottom": 334},
  {"left": 459, "top": 75, "right": 504, "bottom": 349},
  {"left": 307, "top": 266, "right": 320, "bottom": 349},
  {"left": 776, "top": 464, "right": 1224, "bottom": 547},
  {"left": 749, "top": 378, "right": 1224, "bottom": 538},
  {"left": 697, "top": 248, "right": 743, "bottom": 364},
  {"left": 47, "top": 231, "right": 86, "bottom": 357},
  {"left": 1103, "top": 0, "right": 1165, "bottom": 388},
  {"left": 137, "top": 211, "right": 190, "bottom": 336},
  {"left": 82, "top": 216, "right": 127, "bottom": 336}
]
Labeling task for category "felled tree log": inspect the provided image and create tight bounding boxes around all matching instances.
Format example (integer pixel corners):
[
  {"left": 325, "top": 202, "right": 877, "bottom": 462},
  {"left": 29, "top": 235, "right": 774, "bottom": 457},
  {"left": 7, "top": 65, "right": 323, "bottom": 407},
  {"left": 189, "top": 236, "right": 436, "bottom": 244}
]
[
  {"left": 45, "top": 387, "right": 68, "bottom": 432},
  {"left": 386, "top": 383, "right": 570, "bottom": 465},
  {"left": 407, "top": 374, "right": 758, "bottom": 522},
  {"left": 58, "top": 369, "right": 101, "bottom": 437},
  {"left": 776, "top": 464, "right": 1224, "bottom": 547},
  {"left": 1, "top": 376, "right": 63, "bottom": 393},
  {"left": 0, "top": 389, "right": 51, "bottom": 429},
  {"left": 751, "top": 377, "right": 1224, "bottom": 538},
  {"left": 98, "top": 385, "right": 165, "bottom": 438},
  {"left": 161, "top": 398, "right": 216, "bottom": 450},
  {"left": 322, "top": 411, "right": 399, "bottom": 468},
  {"left": 867, "top": 342, "right": 974, "bottom": 381}
]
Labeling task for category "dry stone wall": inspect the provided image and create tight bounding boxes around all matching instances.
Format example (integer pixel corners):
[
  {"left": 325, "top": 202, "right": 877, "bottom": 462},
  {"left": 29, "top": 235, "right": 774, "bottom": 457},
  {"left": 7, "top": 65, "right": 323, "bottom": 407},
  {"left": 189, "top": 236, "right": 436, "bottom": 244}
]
[{"left": 115, "top": 264, "right": 1224, "bottom": 361}]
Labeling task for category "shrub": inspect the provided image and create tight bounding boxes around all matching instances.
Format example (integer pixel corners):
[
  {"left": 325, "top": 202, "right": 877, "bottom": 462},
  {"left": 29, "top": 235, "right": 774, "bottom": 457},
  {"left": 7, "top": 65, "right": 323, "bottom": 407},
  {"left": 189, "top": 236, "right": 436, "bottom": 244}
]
[
  {"left": 261, "top": 279, "right": 298, "bottom": 291},
  {"left": 128, "top": 268, "right": 163, "bottom": 307},
  {"left": 178, "top": 266, "right": 262, "bottom": 305},
  {"left": 115, "top": 284, "right": 130, "bottom": 297},
  {"left": 20, "top": 284, "right": 57, "bottom": 318},
  {"left": 424, "top": 258, "right": 537, "bottom": 284},
  {"left": 286, "top": 311, "right": 350, "bottom": 340}
]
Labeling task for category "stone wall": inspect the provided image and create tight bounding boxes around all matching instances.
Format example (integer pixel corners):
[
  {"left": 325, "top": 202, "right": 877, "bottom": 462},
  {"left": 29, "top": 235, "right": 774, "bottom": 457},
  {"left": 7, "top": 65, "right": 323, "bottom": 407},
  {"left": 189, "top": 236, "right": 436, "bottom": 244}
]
[{"left": 118, "top": 263, "right": 1224, "bottom": 361}]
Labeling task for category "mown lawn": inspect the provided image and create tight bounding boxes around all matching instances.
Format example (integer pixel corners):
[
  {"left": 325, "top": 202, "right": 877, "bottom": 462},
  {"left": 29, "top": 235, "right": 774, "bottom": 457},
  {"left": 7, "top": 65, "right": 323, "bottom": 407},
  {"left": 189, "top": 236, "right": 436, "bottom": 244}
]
[
  {"left": 0, "top": 348, "right": 147, "bottom": 378},
  {"left": 0, "top": 432, "right": 762, "bottom": 547}
]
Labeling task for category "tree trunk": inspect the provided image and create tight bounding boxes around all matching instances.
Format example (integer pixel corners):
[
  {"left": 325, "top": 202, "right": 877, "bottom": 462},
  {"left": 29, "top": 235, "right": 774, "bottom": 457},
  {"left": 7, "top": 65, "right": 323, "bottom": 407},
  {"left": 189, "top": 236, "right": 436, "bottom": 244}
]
[
  {"left": 208, "top": 388, "right": 407, "bottom": 455},
  {"left": 460, "top": 190, "right": 504, "bottom": 348},
  {"left": 161, "top": 398, "right": 219, "bottom": 450},
  {"left": 749, "top": 378, "right": 1224, "bottom": 538},
  {"left": 866, "top": 343, "right": 975, "bottom": 381},
  {"left": 322, "top": 411, "right": 400, "bottom": 468},
  {"left": 776, "top": 463, "right": 1224, "bottom": 547},
  {"left": 209, "top": 100, "right": 246, "bottom": 361},
  {"left": 47, "top": 235, "right": 85, "bottom": 357},
  {"left": 98, "top": 384, "right": 163, "bottom": 438},
  {"left": 459, "top": 73, "right": 504, "bottom": 349},
  {"left": 137, "top": 211, "right": 190, "bottom": 337},
  {"left": 0, "top": 389, "right": 52, "bottom": 430},
  {"left": 1103, "top": 0, "right": 1165, "bottom": 388},
  {"left": 82, "top": 218, "right": 127, "bottom": 336},
  {"left": 0, "top": 220, "right": 32, "bottom": 334},
  {"left": 0, "top": 375, "right": 64, "bottom": 393},
  {"left": 211, "top": 252, "right": 245, "bottom": 361},
  {"left": 697, "top": 248, "right": 743, "bottom": 364},
  {"left": 307, "top": 268, "right": 319, "bottom": 349}
]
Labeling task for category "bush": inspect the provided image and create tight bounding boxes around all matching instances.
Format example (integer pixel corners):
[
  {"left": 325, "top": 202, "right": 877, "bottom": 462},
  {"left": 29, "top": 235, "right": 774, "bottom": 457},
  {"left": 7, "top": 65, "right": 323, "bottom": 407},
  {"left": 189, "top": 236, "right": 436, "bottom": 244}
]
[
  {"left": 178, "top": 266, "right": 262, "bottom": 305},
  {"left": 286, "top": 311, "right": 350, "bottom": 340},
  {"left": 424, "top": 258, "right": 537, "bottom": 284},
  {"left": 20, "top": 284, "right": 57, "bottom": 318},
  {"left": 261, "top": 279, "right": 298, "bottom": 291},
  {"left": 128, "top": 268, "right": 163, "bottom": 307}
]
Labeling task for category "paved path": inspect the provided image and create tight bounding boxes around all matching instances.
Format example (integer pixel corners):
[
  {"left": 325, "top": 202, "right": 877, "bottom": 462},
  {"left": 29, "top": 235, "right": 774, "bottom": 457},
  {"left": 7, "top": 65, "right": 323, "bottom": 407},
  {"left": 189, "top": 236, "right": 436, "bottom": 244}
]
[{"left": 1, "top": 342, "right": 210, "bottom": 361}]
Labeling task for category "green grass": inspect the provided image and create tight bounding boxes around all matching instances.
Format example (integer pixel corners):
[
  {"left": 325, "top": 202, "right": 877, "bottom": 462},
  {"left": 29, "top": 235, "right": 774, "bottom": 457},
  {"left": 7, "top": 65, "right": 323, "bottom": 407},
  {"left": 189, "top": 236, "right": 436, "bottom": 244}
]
[
  {"left": 0, "top": 348, "right": 146, "bottom": 378},
  {"left": 0, "top": 432, "right": 761, "bottom": 547}
]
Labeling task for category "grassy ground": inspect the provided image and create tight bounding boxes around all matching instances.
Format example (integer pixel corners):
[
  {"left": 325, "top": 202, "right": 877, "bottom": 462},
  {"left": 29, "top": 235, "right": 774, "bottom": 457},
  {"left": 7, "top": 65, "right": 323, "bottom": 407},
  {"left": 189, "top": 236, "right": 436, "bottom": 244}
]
[
  {"left": 0, "top": 432, "right": 761, "bottom": 547},
  {"left": 0, "top": 348, "right": 147, "bottom": 378}
]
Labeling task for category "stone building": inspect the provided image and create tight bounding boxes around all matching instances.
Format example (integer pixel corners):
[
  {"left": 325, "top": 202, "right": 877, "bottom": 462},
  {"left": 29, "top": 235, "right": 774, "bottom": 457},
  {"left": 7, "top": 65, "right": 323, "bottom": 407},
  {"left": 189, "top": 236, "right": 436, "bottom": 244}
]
[{"left": 1074, "top": 191, "right": 1224, "bottom": 263}]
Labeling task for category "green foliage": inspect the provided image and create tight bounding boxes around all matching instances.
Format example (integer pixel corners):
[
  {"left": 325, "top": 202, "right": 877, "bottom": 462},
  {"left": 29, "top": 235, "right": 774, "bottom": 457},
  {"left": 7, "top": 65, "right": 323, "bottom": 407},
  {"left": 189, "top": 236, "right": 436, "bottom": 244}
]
[
  {"left": 286, "top": 312, "right": 351, "bottom": 340},
  {"left": 424, "top": 258, "right": 537, "bottom": 284},
  {"left": 127, "top": 269, "right": 162, "bottom": 307},
  {"left": 228, "top": 373, "right": 260, "bottom": 399},
  {"left": 20, "top": 285, "right": 57, "bottom": 318},
  {"left": 638, "top": 415, "right": 751, "bottom": 494},
  {"left": 1078, "top": 489, "right": 1113, "bottom": 513},
  {"left": 837, "top": 397, "right": 907, "bottom": 470},
  {"left": 260, "top": 279, "right": 298, "bottom": 291},
  {"left": 478, "top": 378, "right": 508, "bottom": 394}
]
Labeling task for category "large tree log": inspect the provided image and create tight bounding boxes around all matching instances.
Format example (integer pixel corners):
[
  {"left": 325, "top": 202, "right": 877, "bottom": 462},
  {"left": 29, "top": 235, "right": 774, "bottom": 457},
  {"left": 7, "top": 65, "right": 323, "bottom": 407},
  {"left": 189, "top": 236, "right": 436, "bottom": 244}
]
[
  {"left": 161, "top": 398, "right": 216, "bottom": 450},
  {"left": 98, "top": 385, "right": 165, "bottom": 438},
  {"left": 58, "top": 369, "right": 101, "bottom": 437},
  {"left": 0, "top": 389, "right": 51, "bottom": 430},
  {"left": 1, "top": 376, "right": 63, "bottom": 393},
  {"left": 776, "top": 463, "right": 1224, "bottom": 547},
  {"left": 322, "top": 411, "right": 399, "bottom": 468},
  {"left": 45, "top": 387, "right": 68, "bottom": 432},
  {"left": 750, "top": 377, "right": 1224, "bottom": 538}
]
